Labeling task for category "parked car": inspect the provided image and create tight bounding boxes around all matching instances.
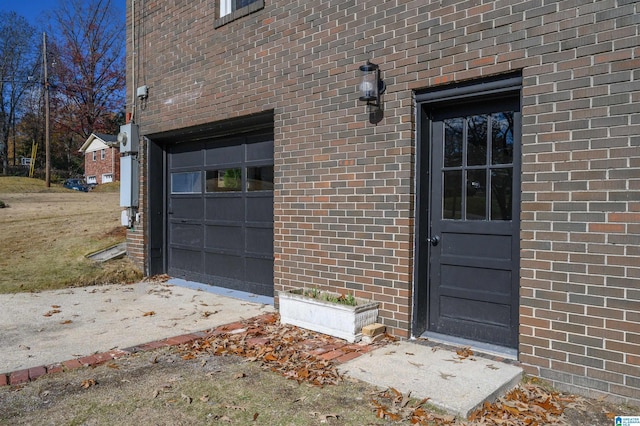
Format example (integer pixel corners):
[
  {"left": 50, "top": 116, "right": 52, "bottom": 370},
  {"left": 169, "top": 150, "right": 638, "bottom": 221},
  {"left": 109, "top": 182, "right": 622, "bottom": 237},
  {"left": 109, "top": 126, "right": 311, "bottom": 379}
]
[{"left": 63, "top": 178, "right": 90, "bottom": 192}]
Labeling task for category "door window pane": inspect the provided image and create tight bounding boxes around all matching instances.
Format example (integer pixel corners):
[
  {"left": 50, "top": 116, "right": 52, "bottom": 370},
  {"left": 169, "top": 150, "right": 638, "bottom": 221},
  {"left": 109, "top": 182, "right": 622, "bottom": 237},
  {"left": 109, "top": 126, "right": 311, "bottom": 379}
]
[
  {"left": 247, "top": 165, "right": 274, "bottom": 191},
  {"left": 443, "top": 170, "right": 462, "bottom": 219},
  {"left": 491, "top": 168, "right": 513, "bottom": 220},
  {"left": 466, "top": 169, "right": 486, "bottom": 220},
  {"left": 467, "top": 115, "right": 487, "bottom": 166},
  {"left": 444, "top": 118, "right": 463, "bottom": 167},
  {"left": 491, "top": 112, "right": 514, "bottom": 165},
  {"left": 171, "top": 172, "right": 202, "bottom": 194},
  {"left": 206, "top": 168, "right": 242, "bottom": 192}
]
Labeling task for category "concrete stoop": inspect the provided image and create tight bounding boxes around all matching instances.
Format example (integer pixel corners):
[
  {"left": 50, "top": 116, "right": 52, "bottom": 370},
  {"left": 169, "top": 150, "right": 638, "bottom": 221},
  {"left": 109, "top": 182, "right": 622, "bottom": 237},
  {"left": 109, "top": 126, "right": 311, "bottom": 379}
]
[{"left": 339, "top": 340, "right": 523, "bottom": 419}]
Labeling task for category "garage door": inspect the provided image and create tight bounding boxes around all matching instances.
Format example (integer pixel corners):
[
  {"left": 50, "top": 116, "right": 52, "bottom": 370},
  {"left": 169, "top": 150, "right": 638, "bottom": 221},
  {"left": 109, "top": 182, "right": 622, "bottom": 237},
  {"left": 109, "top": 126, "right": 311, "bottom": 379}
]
[{"left": 167, "top": 132, "right": 274, "bottom": 297}]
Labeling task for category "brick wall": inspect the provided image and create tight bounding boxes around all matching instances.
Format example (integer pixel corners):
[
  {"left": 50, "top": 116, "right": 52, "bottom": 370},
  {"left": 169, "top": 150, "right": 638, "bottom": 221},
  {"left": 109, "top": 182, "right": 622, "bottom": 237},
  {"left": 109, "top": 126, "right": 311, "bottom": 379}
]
[
  {"left": 126, "top": 137, "right": 145, "bottom": 271},
  {"left": 128, "top": 0, "right": 640, "bottom": 404},
  {"left": 84, "top": 148, "right": 120, "bottom": 184}
]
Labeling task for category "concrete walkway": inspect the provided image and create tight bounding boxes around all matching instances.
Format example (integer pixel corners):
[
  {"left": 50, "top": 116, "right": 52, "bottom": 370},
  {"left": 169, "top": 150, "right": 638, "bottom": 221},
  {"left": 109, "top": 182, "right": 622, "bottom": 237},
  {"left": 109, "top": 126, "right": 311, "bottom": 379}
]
[
  {"left": 339, "top": 340, "right": 522, "bottom": 418},
  {"left": 0, "top": 279, "right": 522, "bottom": 418}
]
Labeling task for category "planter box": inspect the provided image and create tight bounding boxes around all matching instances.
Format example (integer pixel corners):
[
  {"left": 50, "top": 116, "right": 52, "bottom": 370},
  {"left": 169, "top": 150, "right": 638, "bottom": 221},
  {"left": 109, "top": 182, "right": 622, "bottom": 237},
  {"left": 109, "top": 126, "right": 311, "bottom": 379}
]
[{"left": 278, "top": 289, "right": 379, "bottom": 343}]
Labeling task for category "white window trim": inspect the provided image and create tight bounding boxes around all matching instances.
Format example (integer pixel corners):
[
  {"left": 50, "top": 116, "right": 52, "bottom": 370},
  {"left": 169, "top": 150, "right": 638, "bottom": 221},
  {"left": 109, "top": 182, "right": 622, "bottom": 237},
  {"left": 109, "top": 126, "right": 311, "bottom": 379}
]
[
  {"left": 102, "top": 173, "right": 113, "bottom": 183},
  {"left": 87, "top": 175, "right": 97, "bottom": 184},
  {"left": 92, "top": 151, "right": 96, "bottom": 161},
  {"left": 215, "top": 0, "right": 264, "bottom": 28},
  {"left": 101, "top": 149, "right": 106, "bottom": 160},
  {"left": 220, "top": 0, "right": 231, "bottom": 17}
]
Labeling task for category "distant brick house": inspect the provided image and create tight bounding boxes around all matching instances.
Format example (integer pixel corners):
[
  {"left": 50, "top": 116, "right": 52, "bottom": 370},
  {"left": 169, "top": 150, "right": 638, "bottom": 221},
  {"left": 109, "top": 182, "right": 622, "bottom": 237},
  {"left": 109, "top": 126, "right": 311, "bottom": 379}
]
[
  {"left": 79, "top": 133, "right": 120, "bottom": 185},
  {"left": 125, "top": 0, "right": 640, "bottom": 405}
]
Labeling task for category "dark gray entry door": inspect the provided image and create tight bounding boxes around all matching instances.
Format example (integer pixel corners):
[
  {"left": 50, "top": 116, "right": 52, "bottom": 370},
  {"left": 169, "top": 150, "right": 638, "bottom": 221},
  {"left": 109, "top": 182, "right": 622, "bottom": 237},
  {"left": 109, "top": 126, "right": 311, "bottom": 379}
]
[
  {"left": 425, "top": 96, "right": 521, "bottom": 348},
  {"left": 167, "top": 133, "right": 274, "bottom": 297}
]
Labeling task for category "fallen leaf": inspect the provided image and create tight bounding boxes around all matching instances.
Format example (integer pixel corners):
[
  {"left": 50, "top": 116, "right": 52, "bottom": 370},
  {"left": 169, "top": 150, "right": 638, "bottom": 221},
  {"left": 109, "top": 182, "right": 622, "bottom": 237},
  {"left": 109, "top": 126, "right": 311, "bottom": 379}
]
[
  {"left": 107, "top": 363, "right": 119, "bottom": 369},
  {"left": 142, "top": 311, "right": 155, "bottom": 317},
  {"left": 320, "top": 413, "right": 340, "bottom": 422},
  {"left": 43, "top": 309, "right": 61, "bottom": 317},
  {"left": 456, "top": 346, "right": 474, "bottom": 359},
  {"left": 252, "top": 412, "right": 259, "bottom": 421},
  {"left": 80, "top": 379, "right": 96, "bottom": 389},
  {"left": 60, "top": 320, "right": 72, "bottom": 324},
  {"left": 51, "top": 305, "right": 61, "bottom": 308},
  {"left": 225, "top": 405, "right": 247, "bottom": 411},
  {"left": 439, "top": 372, "right": 455, "bottom": 380},
  {"left": 234, "top": 372, "right": 246, "bottom": 379},
  {"left": 181, "top": 393, "right": 192, "bottom": 404},
  {"left": 200, "top": 394, "right": 210, "bottom": 402}
]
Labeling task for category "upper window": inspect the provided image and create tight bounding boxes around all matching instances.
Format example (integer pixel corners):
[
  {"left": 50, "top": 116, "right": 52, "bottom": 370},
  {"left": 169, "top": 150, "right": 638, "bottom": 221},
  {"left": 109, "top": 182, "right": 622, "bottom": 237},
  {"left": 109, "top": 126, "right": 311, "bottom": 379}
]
[
  {"left": 101, "top": 149, "right": 106, "bottom": 160},
  {"left": 92, "top": 151, "right": 96, "bottom": 161},
  {"left": 216, "top": 0, "right": 264, "bottom": 28}
]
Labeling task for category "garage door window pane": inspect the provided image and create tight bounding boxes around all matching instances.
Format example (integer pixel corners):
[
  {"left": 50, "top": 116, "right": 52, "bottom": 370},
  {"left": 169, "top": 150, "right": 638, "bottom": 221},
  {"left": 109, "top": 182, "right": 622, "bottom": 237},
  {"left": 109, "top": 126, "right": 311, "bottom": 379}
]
[
  {"left": 171, "top": 172, "right": 201, "bottom": 194},
  {"left": 247, "top": 166, "right": 273, "bottom": 191},
  {"left": 206, "top": 168, "right": 242, "bottom": 192}
]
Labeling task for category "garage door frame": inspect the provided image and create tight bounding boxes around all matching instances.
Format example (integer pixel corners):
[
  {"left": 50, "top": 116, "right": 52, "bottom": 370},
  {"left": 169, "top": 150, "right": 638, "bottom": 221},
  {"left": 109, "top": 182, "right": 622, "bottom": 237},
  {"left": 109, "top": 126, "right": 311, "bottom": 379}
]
[{"left": 145, "top": 111, "right": 275, "bottom": 293}]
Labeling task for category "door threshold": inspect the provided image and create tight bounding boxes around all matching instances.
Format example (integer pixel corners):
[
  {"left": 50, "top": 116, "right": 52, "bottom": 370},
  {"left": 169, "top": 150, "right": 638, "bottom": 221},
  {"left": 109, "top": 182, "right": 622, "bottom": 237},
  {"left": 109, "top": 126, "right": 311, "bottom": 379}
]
[
  {"left": 167, "top": 278, "right": 275, "bottom": 306},
  {"left": 418, "top": 331, "right": 518, "bottom": 360}
]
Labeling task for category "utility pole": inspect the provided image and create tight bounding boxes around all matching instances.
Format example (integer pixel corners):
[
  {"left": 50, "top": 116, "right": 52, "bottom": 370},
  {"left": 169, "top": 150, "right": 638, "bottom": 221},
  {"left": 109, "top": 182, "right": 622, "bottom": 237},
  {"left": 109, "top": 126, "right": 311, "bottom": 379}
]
[{"left": 43, "top": 32, "right": 50, "bottom": 187}]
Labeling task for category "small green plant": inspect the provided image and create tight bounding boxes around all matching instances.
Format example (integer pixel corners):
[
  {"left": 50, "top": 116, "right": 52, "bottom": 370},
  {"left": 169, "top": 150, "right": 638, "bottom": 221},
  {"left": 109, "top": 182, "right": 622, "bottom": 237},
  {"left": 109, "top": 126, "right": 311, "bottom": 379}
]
[
  {"left": 302, "top": 288, "right": 358, "bottom": 306},
  {"left": 305, "top": 288, "right": 320, "bottom": 299},
  {"left": 0, "top": 200, "right": 6, "bottom": 208}
]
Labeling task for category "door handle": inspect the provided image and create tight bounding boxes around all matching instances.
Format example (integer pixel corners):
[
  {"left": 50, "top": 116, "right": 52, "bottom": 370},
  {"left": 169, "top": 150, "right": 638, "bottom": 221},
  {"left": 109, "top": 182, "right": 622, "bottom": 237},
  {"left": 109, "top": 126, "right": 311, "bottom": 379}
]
[{"left": 427, "top": 235, "right": 440, "bottom": 246}]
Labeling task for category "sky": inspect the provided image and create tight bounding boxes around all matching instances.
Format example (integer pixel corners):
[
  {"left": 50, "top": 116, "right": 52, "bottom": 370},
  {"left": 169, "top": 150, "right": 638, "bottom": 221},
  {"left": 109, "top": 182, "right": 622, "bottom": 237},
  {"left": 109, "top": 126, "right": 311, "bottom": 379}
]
[
  {"left": 0, "top": 0, "right": 54, "bottom": 26},
  {"left": 0, "top": 0, "right": 127, "bottom": 26}
]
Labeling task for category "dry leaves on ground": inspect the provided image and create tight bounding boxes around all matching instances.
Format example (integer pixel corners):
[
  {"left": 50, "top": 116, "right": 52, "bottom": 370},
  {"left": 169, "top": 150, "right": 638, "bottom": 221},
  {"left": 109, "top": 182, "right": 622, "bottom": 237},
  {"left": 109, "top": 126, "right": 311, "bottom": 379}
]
[
  {"left": 371, "top": 387, "right": 457, "bottom": 424},
  {"left": 178, "top": 314, "right": 585, "bottom": 425},
  {"left": 370, "top": 384, "right": 582, "bottom": 425},
  {"left": 468, "top": 382, "right": 580, "bottom": 425},
  {"left": 178, "top": 314, "right": 369, "bottom": 387},
  {"left": 80, "top": 379, "right": 96, "bottom": 389}
]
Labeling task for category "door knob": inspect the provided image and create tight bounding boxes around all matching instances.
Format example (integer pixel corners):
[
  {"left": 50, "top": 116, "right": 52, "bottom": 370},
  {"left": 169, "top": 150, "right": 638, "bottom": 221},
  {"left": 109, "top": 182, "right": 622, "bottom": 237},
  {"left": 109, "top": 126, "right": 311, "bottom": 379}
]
[{"left": 427, "top": 235, "right": 440, "bottom": 246}]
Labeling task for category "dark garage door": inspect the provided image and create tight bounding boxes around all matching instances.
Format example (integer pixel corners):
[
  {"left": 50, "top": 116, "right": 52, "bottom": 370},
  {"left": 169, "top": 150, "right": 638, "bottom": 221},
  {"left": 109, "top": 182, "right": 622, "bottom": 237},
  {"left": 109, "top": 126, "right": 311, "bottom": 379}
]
[{"left": 167, "top": 133, "right": 274, "bottom": 297}]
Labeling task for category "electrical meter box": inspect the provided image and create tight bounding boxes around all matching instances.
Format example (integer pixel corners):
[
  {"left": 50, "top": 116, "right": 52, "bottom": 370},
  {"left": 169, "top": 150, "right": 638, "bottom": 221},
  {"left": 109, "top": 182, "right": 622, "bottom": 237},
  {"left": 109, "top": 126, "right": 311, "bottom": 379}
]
[
  {"left": 118, "top": 123, "right": 139, "bottom": 154},
  {"left": 120, "top": 154, "right": 139, "bottom": 207}
]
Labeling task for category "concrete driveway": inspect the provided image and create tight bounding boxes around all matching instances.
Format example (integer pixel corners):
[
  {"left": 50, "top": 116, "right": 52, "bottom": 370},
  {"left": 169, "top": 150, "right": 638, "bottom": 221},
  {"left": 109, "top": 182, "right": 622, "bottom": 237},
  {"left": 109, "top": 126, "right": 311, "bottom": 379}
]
[{"left": 0, "top": 279, "right": 273, "bottom": 374}]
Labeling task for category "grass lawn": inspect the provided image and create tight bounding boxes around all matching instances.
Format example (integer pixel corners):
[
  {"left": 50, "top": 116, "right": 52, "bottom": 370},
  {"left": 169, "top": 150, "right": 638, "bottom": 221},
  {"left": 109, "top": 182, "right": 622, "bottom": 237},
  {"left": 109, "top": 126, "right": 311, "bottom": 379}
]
[{"left": 0, "top": 177, "right": 142, "bottom": 293}]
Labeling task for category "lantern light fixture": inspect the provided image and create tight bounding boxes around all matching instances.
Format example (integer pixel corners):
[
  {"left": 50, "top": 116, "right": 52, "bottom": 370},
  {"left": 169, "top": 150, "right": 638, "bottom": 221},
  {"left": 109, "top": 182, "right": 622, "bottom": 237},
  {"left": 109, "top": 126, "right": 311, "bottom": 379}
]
[{"left": 358, "top": 60, "right": 386, "bottom": 107}]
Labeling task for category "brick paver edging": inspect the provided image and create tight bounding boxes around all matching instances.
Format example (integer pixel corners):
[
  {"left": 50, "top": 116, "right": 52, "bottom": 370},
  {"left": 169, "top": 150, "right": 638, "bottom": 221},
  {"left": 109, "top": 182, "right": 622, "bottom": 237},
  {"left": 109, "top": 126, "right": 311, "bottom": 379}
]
[{"left": 0, "top": 313, "right": 375, "bottom": 387}]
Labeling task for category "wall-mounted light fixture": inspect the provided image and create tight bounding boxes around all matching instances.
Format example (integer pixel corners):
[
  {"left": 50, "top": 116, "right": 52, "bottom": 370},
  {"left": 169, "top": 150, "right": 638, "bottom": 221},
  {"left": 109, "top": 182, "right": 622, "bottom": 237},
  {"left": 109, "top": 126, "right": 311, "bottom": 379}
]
[{"left": 359, "top": 60, "right": 386, "bottom": 107}]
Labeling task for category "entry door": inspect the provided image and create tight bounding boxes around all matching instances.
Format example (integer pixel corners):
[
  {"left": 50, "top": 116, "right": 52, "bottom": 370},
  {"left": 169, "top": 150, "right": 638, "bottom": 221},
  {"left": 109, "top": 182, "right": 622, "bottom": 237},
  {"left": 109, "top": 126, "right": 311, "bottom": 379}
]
[{"left": 425, "top": 96, "right": 520, "bottom": 348}]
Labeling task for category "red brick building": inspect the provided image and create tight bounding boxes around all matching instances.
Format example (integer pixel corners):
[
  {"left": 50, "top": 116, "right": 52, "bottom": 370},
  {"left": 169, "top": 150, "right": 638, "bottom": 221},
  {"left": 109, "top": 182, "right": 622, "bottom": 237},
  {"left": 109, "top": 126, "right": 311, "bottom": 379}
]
[
  {"left": 125, "top": 0, "right": 640, "bottom": 404},
  {"left": 79, "top": 133, "right": 120, "bottom": 185}
]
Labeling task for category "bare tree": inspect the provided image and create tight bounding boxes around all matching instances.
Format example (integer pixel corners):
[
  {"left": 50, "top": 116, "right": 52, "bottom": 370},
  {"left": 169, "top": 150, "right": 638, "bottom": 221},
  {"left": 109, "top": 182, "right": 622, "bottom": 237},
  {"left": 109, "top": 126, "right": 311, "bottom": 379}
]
[
  {"left": 0, "top": 12, "right": 39, "bottom": 175},
  {"left": 50, "top": 0, "right": 125, "bottom": 145}
]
